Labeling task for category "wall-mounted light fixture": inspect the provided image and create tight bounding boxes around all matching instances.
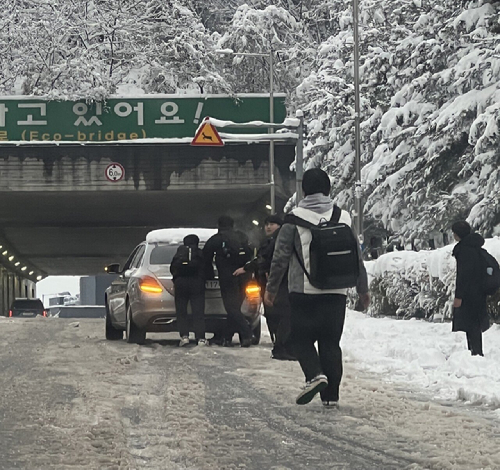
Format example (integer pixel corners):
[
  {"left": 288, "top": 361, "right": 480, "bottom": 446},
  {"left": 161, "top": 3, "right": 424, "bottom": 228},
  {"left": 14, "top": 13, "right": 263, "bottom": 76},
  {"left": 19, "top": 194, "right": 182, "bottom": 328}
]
[
  {"left": 21, "top": 266, "right": 27, "bottom": 271},
  {"left": 2, "top": 250, "right": 7, "bottom": 256},
  {"left": 14, "top": 262, "right": 20, "bottom": 266},
  {"left": 252, "top": 220, "right": 259, "bottom": 226},
  {"left": 8, "top": 256, "right": 14, "bottom": 261},
  {"left": 29, "top": 271, "right": 34, "bottom": 275}
]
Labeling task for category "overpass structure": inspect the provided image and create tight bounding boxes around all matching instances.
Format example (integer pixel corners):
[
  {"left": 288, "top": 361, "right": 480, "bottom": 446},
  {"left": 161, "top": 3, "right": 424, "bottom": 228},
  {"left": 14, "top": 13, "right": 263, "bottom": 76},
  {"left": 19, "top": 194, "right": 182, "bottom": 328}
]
[{"left": 0, "top": 94, "right": 296, "bottom": 315}]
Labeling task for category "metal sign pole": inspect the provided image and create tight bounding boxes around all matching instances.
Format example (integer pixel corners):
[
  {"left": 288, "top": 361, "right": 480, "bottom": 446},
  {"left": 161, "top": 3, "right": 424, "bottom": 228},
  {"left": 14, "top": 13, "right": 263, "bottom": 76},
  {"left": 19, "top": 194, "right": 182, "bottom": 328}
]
[
  {"left": 353, "top": 0, "right": 363, "bottom": 240},
  {"left": 269, "top": 49, "right": 276, "bottom": 213},
  {"left": 296, "top": 110, "right": 304, "bottom": 204}
]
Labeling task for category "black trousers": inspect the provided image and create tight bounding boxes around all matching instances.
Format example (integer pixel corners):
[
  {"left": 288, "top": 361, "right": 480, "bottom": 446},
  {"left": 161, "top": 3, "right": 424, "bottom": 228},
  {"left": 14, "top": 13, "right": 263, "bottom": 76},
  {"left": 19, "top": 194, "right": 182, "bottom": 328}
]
[
  {"left": 219, "top": 274, "right": 252, "bottom": 341},
  {"left": 289, "top": 293, "right": 346, "bottom": 402},
  {"left": 466, "top": 326, "right": 483, "bottom": 356},
  {"left": 174, "top": 277, "right": 205, "bottom": 340},
  {"left": 266, "top": 312, "right": 292, "bottom": 355}
]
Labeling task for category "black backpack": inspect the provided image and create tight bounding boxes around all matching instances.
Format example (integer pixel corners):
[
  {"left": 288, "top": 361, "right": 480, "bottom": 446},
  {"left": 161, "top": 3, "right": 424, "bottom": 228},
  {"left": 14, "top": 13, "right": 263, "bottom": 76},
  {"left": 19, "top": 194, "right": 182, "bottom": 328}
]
[
  {"left": 219, "top": 231, "right": 252, "bottom": 268},
  {"left": 171, "top": 245, "right": 202, "bottom": 277},
  {"left": 285, "top": 206, "right": 360, "bottom": 289},
  {"left": 479, "top": 248, "right": 500, "bottom": 295}
]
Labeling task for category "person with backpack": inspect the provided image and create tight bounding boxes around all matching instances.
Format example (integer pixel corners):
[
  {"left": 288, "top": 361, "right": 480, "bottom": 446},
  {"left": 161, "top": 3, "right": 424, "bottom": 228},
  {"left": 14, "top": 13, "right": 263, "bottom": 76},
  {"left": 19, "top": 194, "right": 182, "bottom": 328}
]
[
  {"left": 451, "top": 221, "right": 493, "bottom": 356},
  {"left": 234, "top": 214, "right": 295, "bottom": 360},
  {"left": 264, "top": 168, "right": 370, "bottom": 408},
  {"left": 170, "top": 234, "right": 207, "bottom": 347},
  {"left": 203, "top": 215, "right": 254, "bottom": 347}
]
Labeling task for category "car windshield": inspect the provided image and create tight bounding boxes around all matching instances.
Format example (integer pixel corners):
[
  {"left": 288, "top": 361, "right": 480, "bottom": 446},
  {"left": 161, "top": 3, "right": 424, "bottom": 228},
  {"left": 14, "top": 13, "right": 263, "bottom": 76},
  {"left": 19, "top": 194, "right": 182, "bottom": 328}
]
[
  {"left": 149, "top": 244, "right": 180, "bottom": 265},
  {"left": 12, "top": 299, "right": 43, "bottom": 309}
]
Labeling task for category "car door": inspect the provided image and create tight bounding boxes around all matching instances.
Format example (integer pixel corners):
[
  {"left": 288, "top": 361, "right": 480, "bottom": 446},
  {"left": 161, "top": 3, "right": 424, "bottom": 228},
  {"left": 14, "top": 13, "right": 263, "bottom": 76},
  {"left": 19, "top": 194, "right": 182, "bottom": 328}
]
[{"left": 108, "top": 244, "right": 145, "bottom": 326}]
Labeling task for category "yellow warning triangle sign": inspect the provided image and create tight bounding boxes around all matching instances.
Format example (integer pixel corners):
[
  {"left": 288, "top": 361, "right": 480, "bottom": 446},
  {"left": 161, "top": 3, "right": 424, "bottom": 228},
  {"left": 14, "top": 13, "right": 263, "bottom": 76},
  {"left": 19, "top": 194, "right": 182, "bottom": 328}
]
[{"left": 191, "top": 119, "right": 224, "bottom": 146}]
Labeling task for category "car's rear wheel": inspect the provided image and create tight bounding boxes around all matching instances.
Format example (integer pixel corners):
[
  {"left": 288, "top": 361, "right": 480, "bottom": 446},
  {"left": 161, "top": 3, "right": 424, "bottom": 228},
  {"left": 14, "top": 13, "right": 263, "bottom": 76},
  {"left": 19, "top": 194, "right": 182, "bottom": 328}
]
[
  {"left": 105, "top": 305, "right": 123, "bottom": 340},
  {"left": 252, "top": 318, "right": 261, "bottom": 345},
  {"left": 126, "top": 304, "right": 146, "bottom": 345}
]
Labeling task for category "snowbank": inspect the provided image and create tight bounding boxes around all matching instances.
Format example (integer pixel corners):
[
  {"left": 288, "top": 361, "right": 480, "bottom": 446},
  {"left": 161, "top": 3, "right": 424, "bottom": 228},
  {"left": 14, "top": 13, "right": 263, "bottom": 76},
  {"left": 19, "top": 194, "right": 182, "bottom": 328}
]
[
  {"left": 343, "top": 310, "right": 500, "bottom": 413},
  {"left": 365, "top": 237, "right": 500, "bottom": 320}
]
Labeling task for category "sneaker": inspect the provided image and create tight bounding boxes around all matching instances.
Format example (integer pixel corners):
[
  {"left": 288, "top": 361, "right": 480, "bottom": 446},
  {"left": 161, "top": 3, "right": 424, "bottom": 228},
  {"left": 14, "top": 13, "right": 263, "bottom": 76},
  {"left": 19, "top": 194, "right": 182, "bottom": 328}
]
[
  {"left": 240, "top": 337, "right": 252, "bottom": 348},
  {"left": 179, "top": 337, "right": 190, "bottom": 347},
  {"left": 271, "top": 351, "right": 297, "bottom": 361},
  {"left": 322, "top": 400, "right": 339, "bottom": 409},
  {"left": 295, "top": 375, "right": 328, "bottom": 405},
  {"left": 197, "top": 339, "right": 208, "bottom": 346}
]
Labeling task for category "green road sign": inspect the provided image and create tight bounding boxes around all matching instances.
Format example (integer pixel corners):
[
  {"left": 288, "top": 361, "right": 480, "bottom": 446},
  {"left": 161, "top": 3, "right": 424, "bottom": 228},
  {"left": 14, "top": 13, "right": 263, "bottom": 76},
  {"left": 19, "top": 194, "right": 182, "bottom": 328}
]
[{"left": 0, "top": 94, "right": 286, "bottom": 143}]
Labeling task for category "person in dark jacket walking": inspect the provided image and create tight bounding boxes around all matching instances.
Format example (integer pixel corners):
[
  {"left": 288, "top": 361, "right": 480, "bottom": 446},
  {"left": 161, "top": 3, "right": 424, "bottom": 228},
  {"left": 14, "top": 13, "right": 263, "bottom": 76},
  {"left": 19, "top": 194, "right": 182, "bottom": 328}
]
[
  {"left": 265, "top": 168, "right": 370, "bottom": 408},
  {"left": 170, "top": 234, "right": 207, "bottom": 347},
  {"left": 234, "top": 214, "right": 295, "bottom": 360},
  {"left": 451, "top": 221, "right": 490, "bottom": 356},
  {"left": 203, "top": 216, "right": 254, "bottom": 347}
]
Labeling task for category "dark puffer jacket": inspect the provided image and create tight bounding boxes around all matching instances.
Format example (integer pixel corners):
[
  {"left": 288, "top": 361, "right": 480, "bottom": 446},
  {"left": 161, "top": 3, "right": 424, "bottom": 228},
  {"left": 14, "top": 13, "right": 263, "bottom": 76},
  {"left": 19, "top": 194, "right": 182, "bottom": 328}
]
[{"left": 452, "top": 232, "right": 489, "bottom": 333}]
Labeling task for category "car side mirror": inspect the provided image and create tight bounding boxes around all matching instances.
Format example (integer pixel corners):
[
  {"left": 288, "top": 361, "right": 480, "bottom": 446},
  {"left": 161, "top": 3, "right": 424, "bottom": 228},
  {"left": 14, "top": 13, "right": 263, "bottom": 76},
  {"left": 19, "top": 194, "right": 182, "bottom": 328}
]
[{"left": 105, "top": 263, "right": 121, "bottom": 274}]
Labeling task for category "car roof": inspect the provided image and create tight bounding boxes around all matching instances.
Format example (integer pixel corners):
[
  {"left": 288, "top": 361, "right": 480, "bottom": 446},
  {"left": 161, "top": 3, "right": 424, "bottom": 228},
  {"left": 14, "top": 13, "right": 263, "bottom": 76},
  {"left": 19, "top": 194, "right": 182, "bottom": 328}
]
[{"left": 146, "top": 228, "right": 217, "bottom": 244}]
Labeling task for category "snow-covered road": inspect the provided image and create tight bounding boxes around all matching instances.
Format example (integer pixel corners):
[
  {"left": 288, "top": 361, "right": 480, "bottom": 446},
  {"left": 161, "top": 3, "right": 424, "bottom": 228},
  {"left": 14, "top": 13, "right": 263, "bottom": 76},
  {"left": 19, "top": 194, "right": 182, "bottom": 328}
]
[{"left": 0, "top": 316, "right": 499, "bottom": 470}]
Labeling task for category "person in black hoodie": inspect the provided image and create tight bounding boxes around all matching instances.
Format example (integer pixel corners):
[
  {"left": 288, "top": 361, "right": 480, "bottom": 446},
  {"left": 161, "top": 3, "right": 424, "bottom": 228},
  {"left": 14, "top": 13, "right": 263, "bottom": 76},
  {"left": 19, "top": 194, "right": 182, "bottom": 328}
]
[
  {"left": 451, "top": 221, "right": 490, "bottom": 356},
  {"left": 203, "top": 216, "right": 254, "bottom": 347},
  {"left": 170, "top": 234, "right": 207, "bottom": 347},
  {"left": 234, "top": 214, "right": 295, "bottom": 360}
]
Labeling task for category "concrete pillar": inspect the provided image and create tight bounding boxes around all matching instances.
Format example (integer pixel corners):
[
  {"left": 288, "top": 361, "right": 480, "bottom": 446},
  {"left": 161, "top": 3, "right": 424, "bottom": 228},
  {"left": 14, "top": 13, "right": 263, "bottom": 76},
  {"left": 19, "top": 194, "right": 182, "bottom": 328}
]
[{"left": 0, "top": 267, "right": 5, "bottom": 317}]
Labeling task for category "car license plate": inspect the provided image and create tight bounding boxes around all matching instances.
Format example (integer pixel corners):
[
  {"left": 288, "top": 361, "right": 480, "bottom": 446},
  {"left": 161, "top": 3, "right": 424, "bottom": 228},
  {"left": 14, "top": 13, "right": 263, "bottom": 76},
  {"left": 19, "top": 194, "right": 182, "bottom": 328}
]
[
  {"left": 22, "top": 312, "right": 34, "bottom": 316},
  {"left": 205, "top": 280, "right": 220, "bottom": 290}
]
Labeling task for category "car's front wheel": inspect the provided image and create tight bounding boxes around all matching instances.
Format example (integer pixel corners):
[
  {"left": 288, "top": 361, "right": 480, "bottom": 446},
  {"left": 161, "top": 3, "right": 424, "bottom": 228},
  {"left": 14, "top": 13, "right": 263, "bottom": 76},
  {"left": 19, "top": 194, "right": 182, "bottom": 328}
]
[
  {"left": 126, "top": 304, "right": 146, "bottom": 345},
  {"left": 105, "top": 305, "right": 123, "bottom": 340}
]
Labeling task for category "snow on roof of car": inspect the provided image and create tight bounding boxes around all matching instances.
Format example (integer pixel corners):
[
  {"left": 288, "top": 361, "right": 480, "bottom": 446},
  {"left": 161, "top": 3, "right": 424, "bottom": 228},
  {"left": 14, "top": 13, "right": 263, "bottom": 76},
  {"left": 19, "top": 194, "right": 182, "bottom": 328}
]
[{"left": 146, "top": 228, "right": 217, "bottom": 244}]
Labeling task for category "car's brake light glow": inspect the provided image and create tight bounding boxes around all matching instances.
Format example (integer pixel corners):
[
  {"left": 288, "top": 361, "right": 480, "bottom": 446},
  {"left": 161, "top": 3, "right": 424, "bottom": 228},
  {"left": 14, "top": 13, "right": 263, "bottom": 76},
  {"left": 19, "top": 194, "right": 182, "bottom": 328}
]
[
  {"left": 43, "top": 310, "right": 47, "bottom": 317},
  {"left": 8, "top": 310, "right": 12, "bottom": 317},
  {"left": 245, "top": 281, "right": 261, "bottom": 299},
  {"left": 139, "top": 276, "right": 163, "bottom": 294}
]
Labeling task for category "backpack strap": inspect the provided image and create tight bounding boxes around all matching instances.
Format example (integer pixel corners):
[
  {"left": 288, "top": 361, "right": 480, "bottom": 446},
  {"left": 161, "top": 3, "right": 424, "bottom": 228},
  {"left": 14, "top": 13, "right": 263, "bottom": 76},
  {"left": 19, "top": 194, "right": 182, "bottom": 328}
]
[
  {"left": 283, "top": 213, "right": 314, "bottom": 229},
  {"left": 331, "top": 205, "right": 341, "bottom": 223}
]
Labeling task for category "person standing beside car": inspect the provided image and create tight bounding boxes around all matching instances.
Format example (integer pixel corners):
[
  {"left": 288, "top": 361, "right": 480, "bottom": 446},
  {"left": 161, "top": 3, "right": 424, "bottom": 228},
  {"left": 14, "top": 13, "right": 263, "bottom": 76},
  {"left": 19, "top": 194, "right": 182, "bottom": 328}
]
[
  {"left": 234, "top": 214, "right": 295, "bottom": 360},
  {"left": 203, "top": 215, "right": 254, "bottom": 347},
  {"left": 170, "top": 234, "right": 207, "bottom": 347},
  {"left": 451, "top": 220, "right": 490, "bottom": 356}
]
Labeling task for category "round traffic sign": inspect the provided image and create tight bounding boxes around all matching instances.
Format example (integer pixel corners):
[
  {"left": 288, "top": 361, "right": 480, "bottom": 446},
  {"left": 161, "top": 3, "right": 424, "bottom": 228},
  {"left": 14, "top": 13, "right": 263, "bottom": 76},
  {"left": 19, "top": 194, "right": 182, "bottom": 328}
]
[{"left": 105, "top": 162, "right": 125, "bottom": 182}]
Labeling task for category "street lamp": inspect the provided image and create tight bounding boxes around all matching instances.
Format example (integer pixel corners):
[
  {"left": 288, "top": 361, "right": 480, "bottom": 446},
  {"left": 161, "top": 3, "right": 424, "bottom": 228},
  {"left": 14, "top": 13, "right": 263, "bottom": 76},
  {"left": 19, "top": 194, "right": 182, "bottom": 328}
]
[
  {"left": 353, "top": 0, "right": 363, "bottom": 241},
  {"left": 217, "top": 49, "right": 276, "bottom": 213}
]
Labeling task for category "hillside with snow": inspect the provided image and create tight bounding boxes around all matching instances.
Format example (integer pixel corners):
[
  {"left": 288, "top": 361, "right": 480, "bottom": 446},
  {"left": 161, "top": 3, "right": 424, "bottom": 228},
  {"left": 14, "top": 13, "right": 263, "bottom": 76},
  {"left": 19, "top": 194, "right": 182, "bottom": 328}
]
[{"left": 1, "top": 0, "right": 499, "bottom": 243}]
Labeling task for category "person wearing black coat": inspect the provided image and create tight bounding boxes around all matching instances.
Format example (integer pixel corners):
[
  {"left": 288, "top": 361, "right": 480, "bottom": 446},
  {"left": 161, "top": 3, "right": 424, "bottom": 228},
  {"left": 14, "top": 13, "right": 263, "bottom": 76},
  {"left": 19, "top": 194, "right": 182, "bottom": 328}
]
[
  {"left": 170, "top": 234, "right": 207, "bottom": 347},
  {"left": 234, "top": 214, "right": 295, "bottom": 360},
  {"left": 451, "top": 221, "right": 490, "bottom": 356},
  {"left": 203, "top": 215, "right": 254, "bottom": 347}
]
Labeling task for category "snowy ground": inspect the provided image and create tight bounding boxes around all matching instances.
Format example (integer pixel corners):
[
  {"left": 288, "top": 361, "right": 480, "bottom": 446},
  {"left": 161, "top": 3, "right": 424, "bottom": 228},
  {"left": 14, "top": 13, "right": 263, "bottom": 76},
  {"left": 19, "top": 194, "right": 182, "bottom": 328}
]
[
  {"left": 0, "top": 314, "right": 499, "bottom": 470},
  {"left": 342, "top": 311, "right": 500, "bottom": 414}
]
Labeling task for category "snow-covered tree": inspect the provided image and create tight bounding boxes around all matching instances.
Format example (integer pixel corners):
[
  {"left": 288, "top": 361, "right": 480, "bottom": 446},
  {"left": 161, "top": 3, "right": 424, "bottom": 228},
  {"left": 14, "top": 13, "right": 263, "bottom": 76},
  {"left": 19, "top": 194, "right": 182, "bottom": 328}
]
[{"left": 215, "top": 4, "right": 315, "bottom": 94}]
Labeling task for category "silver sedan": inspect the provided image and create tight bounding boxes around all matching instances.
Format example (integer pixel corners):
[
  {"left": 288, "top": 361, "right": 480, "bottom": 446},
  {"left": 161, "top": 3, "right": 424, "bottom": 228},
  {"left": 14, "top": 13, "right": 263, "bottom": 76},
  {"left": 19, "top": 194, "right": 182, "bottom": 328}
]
[{"left": 104, "top": 228, "right": 262, "bottom": 344}]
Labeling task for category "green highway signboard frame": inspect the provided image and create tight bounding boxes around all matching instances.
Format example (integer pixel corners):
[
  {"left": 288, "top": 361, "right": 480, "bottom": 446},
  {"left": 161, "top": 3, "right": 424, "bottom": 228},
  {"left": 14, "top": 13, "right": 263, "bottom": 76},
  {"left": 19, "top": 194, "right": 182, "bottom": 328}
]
[{"left": 0, "top": 94, "right": 286, "bottom": 143}]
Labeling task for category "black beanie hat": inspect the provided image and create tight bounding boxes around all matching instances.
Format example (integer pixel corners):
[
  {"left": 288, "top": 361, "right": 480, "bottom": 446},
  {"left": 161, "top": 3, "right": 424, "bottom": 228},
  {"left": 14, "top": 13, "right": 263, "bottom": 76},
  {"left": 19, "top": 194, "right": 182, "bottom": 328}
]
[
  {"left": 218, "top": 215, "right": 234, "bottom": 229},
  {"left": 451, "top": 221, "right": 472, "bottom": 240},
  {"left": 302, "top": 168, "right": 331, "bottom": 196},
  {"left": 183, "top": 234, "right": 200, "bottom": 246},
  {"left": 264, "top": 214, "right": 283, "bottom": 226}
]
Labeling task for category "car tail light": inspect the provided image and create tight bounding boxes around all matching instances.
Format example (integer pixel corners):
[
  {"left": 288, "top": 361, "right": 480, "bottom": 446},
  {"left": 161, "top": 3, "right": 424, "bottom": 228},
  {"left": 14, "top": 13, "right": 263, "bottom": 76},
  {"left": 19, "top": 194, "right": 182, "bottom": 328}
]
[
  {"left": 43, "top": 310, "right": 47, "bottom": 317},
  {"left": 139, "top": 276, "right": 163, "bottom": 294},
  {"left": 8, "top": 310, "right": 12, "bottom": 317},
  {"left": 245, "top": 281, "right": 261, "bottom": 301}
]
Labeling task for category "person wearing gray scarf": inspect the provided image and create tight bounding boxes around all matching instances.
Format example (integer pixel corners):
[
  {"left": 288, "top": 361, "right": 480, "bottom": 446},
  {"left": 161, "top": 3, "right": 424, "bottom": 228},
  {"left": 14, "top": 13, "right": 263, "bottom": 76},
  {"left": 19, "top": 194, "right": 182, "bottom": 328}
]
[{"left": 265, "top": 168, "right": 370, "bottom": 408}]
